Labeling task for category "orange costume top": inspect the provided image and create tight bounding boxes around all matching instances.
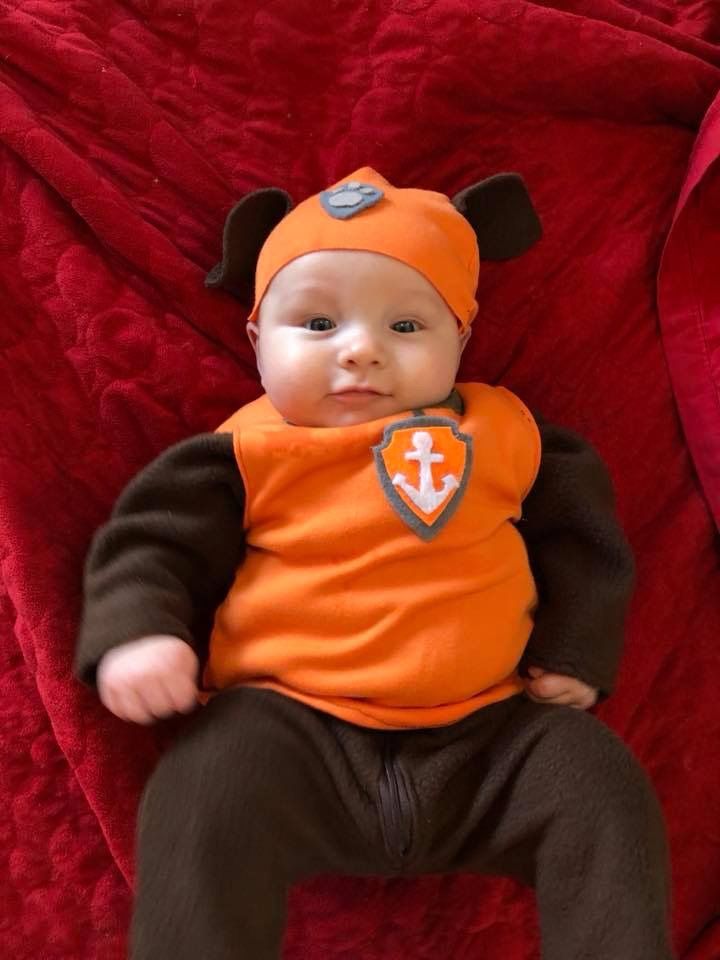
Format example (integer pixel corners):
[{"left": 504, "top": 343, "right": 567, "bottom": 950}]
[{"left": 204, "top": 381, "right": 541, "bottom": 729}]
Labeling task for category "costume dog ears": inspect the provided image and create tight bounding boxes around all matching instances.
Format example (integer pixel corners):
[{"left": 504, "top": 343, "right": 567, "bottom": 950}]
[
  {"left": 205, "top": 188, "right": 294, "bottom": 304},
  {"left": 451, "top": 173, "right": 542, "bottom": 262},
  {"left": 205, "top": 172, "right": 541, "bottom": 307}
]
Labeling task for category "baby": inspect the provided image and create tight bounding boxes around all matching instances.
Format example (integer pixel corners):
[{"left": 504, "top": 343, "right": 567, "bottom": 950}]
[{"left": 76, "top": 168, "right": 674, "bottom": 959}]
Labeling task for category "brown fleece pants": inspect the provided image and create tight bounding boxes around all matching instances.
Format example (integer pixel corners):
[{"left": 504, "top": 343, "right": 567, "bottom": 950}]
[{"left": 132, "top": 687, "right": 674, "bottom": 959}]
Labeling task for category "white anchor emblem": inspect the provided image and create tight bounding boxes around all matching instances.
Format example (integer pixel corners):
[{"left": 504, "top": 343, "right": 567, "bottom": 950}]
[{"left": 392, "top": 431, "right": 460, "bottom": 515}]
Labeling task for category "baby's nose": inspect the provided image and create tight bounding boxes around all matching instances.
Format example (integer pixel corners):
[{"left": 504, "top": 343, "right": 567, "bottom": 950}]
[{"left": 337, "top": 326, "right": 385, "bottom": 366}]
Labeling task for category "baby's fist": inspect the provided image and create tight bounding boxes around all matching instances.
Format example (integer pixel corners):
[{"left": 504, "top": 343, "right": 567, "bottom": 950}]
[
  {"left": 97, "top": 635, "right": 200, "bottom": 725},
  {"left": 523, "top": 666, "right": 598, "bottom": 710}
]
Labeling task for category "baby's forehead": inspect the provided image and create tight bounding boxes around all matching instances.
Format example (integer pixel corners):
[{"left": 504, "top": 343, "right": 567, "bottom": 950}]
[{"left": 267, "top": 249, "right": 444, "bottom": 302}]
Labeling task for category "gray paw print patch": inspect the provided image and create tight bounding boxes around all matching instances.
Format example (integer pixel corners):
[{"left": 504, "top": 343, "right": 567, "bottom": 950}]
[{"left": 319, "top": 180, "right": 384, "bottom": 220}]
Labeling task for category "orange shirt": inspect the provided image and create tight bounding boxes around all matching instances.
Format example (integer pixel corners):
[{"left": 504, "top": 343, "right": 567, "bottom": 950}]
[{"left": 204, "top": 383, "right": 540, "bottom": 729}]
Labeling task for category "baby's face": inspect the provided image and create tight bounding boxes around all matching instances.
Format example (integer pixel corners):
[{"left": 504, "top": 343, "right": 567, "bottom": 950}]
[{"left": 247, "top": 250, "right": 471, "bottom": 427}]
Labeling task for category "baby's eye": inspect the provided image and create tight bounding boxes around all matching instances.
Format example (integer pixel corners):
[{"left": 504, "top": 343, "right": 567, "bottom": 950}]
[
  {"left": 392, "top": 319, "right": 419, "bottom": 333},
  {"left": 305, "top": 316, "right": 334, "bottom": 331}
]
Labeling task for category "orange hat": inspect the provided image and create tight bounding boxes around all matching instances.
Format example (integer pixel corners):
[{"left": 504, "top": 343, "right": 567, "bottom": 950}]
[{"left": 248, "top": 167, "right": 480, "bottom": 330}]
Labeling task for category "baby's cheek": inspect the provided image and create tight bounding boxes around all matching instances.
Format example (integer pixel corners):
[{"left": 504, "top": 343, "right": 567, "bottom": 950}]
[
  {"left": 405, "top": 359, "right": 456, "bottom": 405},
  {"left": 261, "top": 364, "right": 304, "bottom": 408}
]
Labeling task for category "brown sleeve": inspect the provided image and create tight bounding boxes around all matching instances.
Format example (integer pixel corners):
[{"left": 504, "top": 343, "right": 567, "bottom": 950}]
[
  {"left": 74, "top": 432, "right": 245, "bottom": 686},
  {"left": 516, "top": 418, "right": 636, "bottom": 699}
]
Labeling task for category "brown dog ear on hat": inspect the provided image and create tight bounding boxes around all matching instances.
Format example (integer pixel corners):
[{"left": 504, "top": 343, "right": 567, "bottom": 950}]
[
  {"left": 205, "top": 188, "right": 294, "bottom": 303},
  {"left": 452, "top": 173, "right": 542, "bottom": 261}
]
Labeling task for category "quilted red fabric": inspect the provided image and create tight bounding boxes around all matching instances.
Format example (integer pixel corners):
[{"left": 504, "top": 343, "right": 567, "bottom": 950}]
[
  {"left": 658, "top": 93, "right": 720, "bottom": 532},
  {"left": 1, "top": 2, "right": 719, "bottom": 958}
]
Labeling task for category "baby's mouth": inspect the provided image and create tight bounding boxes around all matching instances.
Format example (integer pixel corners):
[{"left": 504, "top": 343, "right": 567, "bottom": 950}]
[
  {"left": 330, "top": 388, "right": 388, "bottom": 402},
  {"left": 331, "top": 385, "right": 387, "bottom": 396}
]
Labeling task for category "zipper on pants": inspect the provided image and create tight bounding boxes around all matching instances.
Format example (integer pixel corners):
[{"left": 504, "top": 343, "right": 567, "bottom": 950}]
[{"left": 377, "top": 736, "right": 413, "bottom": 866}]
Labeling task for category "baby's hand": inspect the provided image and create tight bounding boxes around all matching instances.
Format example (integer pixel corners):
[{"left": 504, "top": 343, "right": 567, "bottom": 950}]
[
  {"left": 97, "top": 635, "right": 200, "bottom": 725},
  {"left": 522, "top": 666, "right": 598, "bottom": 710}
]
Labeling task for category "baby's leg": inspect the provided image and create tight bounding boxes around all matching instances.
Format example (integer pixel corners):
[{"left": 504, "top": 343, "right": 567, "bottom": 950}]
[
  {"left": 412, "top": 697, "right": 674, "bottom": 959},
  {"left": 131, "top": 687, "right": 386, "bottom": 960}
]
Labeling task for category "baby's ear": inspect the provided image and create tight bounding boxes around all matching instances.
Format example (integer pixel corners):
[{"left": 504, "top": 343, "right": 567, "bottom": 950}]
[
  {"left": 452, "top": 173, "right": 542, "bottom": 261},
  {"left": 205, "top": 188, "right": 294, "bottom": 304}
]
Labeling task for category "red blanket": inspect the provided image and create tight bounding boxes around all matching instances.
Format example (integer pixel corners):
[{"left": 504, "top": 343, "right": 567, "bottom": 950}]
[{"left": 1, "top": 2, "right": 719, "bottom": 957}]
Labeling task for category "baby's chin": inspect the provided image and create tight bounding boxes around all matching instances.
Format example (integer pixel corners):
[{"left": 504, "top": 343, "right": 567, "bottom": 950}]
[{"left": 281, "top": 395, "right": 410, "bottom": 428}]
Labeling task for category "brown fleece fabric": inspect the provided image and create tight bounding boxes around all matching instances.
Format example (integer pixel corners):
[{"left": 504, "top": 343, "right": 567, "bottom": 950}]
[{"left": 132, "top": 686, "right": 672, "bottom": 960}]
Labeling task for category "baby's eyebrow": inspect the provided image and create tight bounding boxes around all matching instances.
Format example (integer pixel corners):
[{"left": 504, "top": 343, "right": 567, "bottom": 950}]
[
  {"left": 287, "top": 283, "right": 335, "bottom": 298},
  {"left": 397, "top": 289, "right": 443, "bottom": 309},
  {"left": 401, "top": 290, "right": 436, "bottom": 303}
]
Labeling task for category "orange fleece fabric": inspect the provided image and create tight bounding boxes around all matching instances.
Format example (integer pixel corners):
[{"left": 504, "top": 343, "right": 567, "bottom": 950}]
[
  {"left": 204, "top": 383, "right": 540, "bottom": 729},
  {"left": 248, "top": 167, "right": 480, "bottom": 330}
]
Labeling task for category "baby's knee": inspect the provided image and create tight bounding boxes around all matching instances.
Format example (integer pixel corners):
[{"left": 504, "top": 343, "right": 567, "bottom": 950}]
[{"left": 539, "top": 707, "right": 663, "bottom": 829}]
